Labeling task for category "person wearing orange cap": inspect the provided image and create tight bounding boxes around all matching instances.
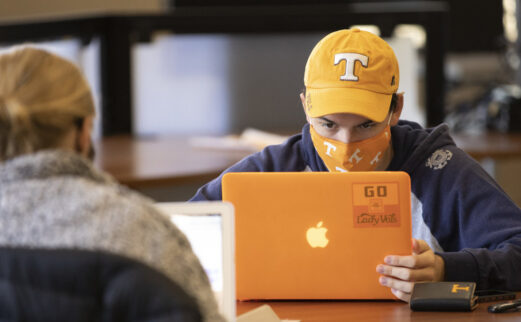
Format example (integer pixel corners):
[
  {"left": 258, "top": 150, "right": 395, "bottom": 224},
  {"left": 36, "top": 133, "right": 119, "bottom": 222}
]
[{"left": 191, "top": 29, "right": 521, "bottom": 301}]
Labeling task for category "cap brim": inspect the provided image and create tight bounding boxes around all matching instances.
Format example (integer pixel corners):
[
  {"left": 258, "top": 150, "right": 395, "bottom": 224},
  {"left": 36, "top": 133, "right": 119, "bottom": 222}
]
[{"left": 307, "top": 87, "right": 392, "bottom": 122}]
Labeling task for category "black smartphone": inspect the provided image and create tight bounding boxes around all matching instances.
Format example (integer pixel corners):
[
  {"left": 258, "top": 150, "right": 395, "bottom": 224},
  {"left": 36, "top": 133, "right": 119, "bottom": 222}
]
[{"left": 475, "top": 290, "right": 516, "bottom": 303}]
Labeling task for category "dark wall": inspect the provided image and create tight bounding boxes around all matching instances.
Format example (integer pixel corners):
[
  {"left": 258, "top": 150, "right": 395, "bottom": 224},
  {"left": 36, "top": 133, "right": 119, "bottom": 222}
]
[
  {"left": 171, "top": 0, "right": 505, "bottom": 53},
  {"left": 445, "top": 0, "right": 504, "bottom": 52}
]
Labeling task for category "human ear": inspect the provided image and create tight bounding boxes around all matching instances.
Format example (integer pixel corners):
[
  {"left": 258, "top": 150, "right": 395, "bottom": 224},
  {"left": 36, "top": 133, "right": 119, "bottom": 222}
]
[
  {"left": 77, "top": 116, "right": 94, "bottom": 158},
  {"left": 390, "top": 93, "right": 404, "bottom": 126}
]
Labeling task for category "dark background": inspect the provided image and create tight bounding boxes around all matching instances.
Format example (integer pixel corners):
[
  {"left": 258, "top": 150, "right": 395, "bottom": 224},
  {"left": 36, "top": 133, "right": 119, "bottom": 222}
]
[{"left": 171, "top": 0, "right": 504, "bottom": 53}]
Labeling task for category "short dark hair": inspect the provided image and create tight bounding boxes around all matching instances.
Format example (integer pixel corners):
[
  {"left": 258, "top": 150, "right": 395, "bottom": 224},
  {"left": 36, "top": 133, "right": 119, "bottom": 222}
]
[{"left": 389, "top": 93, "right": 398, "bottom": 112}]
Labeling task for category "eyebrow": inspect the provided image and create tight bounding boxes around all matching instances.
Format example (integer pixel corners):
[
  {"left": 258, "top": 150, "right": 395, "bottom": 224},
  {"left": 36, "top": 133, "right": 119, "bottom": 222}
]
[
  {"left": 319, "top": 117, "right": 334, "bottom": 123},
  {"left": 358, "top": 120, "right": 375, "bottom": 127},
  {"left": 318, "top": 116, "right": 375, "bottom": 128}
]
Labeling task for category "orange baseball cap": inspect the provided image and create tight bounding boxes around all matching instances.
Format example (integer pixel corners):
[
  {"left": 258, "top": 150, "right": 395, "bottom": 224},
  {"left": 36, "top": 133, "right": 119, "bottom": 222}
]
[{"left": 304, "top": 29, "right": 400, "bottom": 122}]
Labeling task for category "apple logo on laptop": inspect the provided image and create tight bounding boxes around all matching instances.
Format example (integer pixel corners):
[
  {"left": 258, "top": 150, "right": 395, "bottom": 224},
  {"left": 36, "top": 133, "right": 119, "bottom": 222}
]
[{"left": 306, "top": 221, "right": 329, "bottom": 248}]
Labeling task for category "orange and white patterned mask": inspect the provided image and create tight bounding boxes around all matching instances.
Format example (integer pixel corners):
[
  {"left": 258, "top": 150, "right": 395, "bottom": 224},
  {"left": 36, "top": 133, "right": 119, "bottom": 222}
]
[{"left": 310, "top": 125, "right": 392, "bottom": 172}]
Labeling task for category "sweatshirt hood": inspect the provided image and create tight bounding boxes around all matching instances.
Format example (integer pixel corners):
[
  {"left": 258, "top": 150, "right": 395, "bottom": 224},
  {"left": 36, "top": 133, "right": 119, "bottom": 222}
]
[{"left": 388, "top": 120, "right": 456, "bottom": 174}]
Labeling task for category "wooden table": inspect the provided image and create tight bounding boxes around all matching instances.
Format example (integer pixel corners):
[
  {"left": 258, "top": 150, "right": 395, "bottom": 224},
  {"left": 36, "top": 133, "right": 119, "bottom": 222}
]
[
  {"left": 236, "top": 297, "right": 521, "bottom": 322},
  {"left": 95, "top": 133, "right": 521, "bottom": 189},
  {"left": 451, "top": 132, "right": 521, "bottom": 161},
  {"left": 94, "top": 135, "right": 251, "bottom": 188}
]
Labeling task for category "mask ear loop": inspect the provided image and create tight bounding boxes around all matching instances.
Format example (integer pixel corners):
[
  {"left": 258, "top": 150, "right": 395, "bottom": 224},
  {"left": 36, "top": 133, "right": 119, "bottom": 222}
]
[{"left": 386, "top": 111, "right": 393, "bottom": 126}]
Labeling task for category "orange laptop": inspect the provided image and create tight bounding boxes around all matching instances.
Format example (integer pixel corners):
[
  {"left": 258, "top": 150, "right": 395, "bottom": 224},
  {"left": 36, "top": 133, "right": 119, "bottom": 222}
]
[{"left": 222, "top": 171, "right": 412, "bottom": 300}]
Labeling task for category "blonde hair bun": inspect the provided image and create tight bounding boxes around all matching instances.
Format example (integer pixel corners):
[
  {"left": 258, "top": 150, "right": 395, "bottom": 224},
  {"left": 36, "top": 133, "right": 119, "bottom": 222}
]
[{"left": 0, "top": 46, "right": 95, "bottom": 161}]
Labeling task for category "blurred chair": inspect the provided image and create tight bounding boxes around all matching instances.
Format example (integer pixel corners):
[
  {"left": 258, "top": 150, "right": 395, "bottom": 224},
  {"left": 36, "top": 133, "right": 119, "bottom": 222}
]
[{"left": 0, "top": 247, "right": 202, "bottom": 322}]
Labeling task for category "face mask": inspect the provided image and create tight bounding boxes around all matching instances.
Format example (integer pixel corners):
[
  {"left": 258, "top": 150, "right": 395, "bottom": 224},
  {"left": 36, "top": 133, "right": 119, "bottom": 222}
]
[{"left": 310, "top": 121, "right": 392, "bottom": 172}]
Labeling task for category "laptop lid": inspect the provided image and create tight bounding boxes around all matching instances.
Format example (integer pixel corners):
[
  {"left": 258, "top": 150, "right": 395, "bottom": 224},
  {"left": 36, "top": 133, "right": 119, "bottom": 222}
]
[
  {"left": 155, "top": 201, "right": 236, "bottom": 321},
  {"left": 222, "top": 171, "right": 412, "bottom": 300}
]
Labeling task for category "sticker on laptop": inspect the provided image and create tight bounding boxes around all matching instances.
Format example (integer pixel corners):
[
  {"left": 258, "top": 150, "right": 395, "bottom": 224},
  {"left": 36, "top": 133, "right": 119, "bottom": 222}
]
[{"left": 352, "top": 183, "right": 401, "bottom": 228}]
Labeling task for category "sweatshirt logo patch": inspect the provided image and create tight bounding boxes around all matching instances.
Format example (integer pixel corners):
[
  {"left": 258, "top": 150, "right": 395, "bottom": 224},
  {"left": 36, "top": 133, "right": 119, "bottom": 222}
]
[{"left": 426, "top": 149, "right": 453, "bottom": 170}]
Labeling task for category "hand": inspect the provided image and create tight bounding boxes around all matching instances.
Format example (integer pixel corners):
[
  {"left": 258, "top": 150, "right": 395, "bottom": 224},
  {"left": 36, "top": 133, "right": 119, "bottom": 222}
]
[{"left": 376, "top": 238, "right": 445, "bottom": 302}]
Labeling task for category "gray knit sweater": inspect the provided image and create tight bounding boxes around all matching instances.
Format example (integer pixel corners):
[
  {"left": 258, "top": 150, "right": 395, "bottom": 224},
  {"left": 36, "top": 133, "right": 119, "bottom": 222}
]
[{"left": 0, "top": 150, "right": 225, "bottom": 322}]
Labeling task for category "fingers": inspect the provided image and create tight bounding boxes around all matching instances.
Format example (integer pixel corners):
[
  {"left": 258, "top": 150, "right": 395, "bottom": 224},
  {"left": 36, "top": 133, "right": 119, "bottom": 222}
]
[
  {"left": 384, "top": 239, "right": 435, "bottom": 269},
  {"left": 379, "top": 273, "right": 414, "bottom": 303},
  {"left": 377, "top": 264, "right": 410, "bottom": 280},
  {"left": 379, "top": 276, "right": 414, "bottom": 293},
  {"left": 377, "top": 264, "right": 437, "bottom": 282},
  {"left": 391, "top": 288, "right": 411, "bottom": 303},
  {"left": 379, "top": 276, "right": 413, "bottom": 302},
  {"left": 384, "top": 251, "right": 435, "bottom": 269},
  {"left": 377, "top": 239, "right": 443, "bottom": 302}
]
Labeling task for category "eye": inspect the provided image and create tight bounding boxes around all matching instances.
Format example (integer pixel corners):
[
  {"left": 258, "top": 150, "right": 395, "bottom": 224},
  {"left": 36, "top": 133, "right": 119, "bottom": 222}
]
[
  {"left": 358, "top": 122, "right": 375, "bottom": 129},
  {"left": 321, "top": 121, "right": 335, "bottom": 129}
]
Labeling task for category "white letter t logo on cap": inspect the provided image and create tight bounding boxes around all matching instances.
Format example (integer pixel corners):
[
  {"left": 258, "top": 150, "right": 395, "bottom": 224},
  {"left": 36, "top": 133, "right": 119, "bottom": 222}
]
[{"left": 334, "top": 53, "right": 368, "bottom": 81}]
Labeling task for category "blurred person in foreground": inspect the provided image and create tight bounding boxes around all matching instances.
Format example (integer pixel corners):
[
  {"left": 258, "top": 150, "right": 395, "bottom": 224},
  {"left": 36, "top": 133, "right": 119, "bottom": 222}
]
[{"left": 0, "top": 46, "right": 225, "bottom": 322}]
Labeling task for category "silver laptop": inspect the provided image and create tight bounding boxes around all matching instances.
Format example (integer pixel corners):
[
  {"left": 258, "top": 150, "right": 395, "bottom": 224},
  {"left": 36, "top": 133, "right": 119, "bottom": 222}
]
[{"left": 155, "top": 201, "right": 236, "bottom": 322}]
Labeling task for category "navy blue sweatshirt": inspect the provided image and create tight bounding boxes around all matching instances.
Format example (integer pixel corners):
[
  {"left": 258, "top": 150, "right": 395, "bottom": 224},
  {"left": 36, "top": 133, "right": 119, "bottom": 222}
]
[{"left": 191, "top": 120, "right": 521, "bottom": 291}]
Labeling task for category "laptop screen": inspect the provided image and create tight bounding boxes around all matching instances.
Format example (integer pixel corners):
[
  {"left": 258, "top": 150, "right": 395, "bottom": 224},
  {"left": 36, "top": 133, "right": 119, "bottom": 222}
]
[
  {"left": 170, "top": 214, "right": 224, "bottom": 294},
  {"left": 155, "top": 202, "right": 236, "bottom": 321}
]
